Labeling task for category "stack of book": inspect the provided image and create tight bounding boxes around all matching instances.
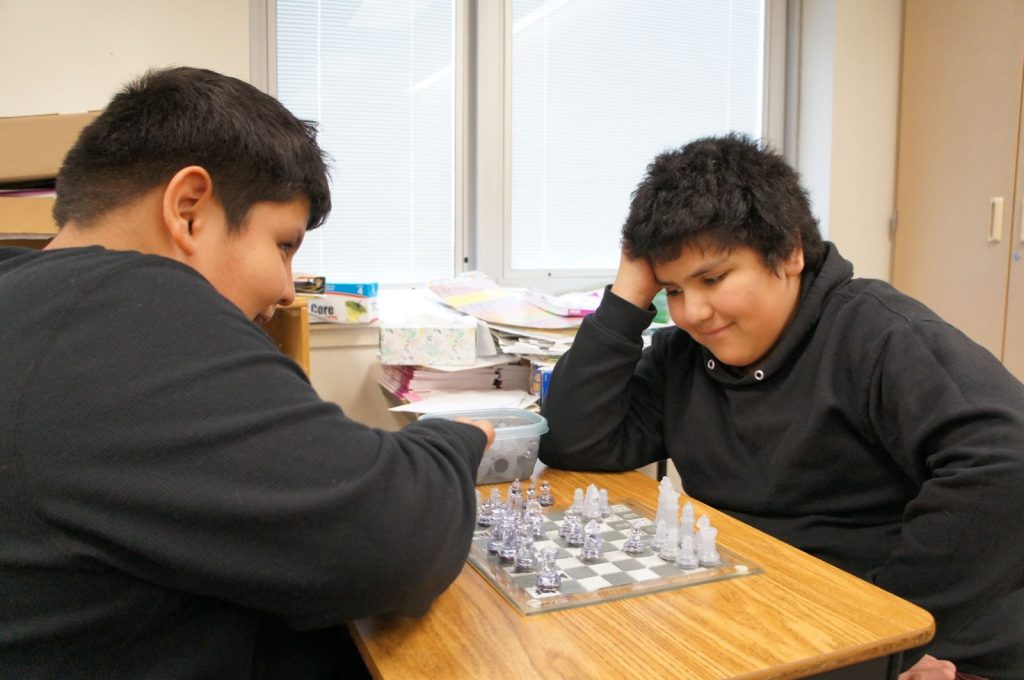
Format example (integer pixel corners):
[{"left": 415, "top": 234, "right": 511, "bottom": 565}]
[{"left": 378, "top": 357, "right": 528, "bottom": 403}]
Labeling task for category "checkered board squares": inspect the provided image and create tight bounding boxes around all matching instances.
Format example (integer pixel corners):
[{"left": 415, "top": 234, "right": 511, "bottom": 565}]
[{"left": 467, "top": 500, "right": 762, "bottom": 615}]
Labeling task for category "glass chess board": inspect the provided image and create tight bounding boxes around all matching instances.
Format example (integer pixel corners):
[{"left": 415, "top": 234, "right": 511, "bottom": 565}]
[{"left": 467, "top": 499, "right": 762, "bottom": 615}]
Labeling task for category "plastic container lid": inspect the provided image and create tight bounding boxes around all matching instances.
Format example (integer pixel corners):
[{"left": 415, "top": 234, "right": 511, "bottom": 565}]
[{"left": 420, "top": 408, "right": 548, "bottom": 438}]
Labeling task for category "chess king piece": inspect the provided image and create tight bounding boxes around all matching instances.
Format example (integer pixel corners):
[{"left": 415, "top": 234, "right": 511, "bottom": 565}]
[{"left": 535, "top": 547, "right": 561, "bottom": 593}]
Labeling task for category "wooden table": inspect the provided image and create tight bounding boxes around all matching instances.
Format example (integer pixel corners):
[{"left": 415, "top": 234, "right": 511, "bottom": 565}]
[{"left": 351, "top": 467, "right": 934, "bottom": 679}]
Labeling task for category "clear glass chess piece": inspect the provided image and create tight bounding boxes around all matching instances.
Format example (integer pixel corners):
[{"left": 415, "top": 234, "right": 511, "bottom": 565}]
[
  {"left": 622, "top": 526, "right": 647, "bottom": 554},
  {"left": 535, "top": 547, "right": 561, "bottom": 593},
  {"left": 581, "top": 519, "right": 604, "bottom": 563},
  {"left": 537, "top": 481, "right": 554, "bottom": 507}
]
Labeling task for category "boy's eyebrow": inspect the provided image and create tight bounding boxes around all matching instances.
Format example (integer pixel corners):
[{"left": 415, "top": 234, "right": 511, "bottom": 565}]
[{"left": 655, "top": 255, "right": 730, "bottom": 286}]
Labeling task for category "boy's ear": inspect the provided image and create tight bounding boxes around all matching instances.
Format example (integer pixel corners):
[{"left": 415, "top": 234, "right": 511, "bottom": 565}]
[
  {"left": 161, "top": 166, "right": 214, "bottom": 256},
  {"left": 782, "top": 245, "right": 805, "bottom": 277}
]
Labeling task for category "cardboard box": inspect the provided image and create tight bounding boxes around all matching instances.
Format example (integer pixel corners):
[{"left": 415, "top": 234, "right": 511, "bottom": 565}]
[
  {"left": 304, "top": 282, "right": 379, "bottom": 324},
  {"left": 0, "top": 112, "right": 100, "bottom": 183},
  {"left": 0, "top": 194, "right": 58, "bottom": 237}
]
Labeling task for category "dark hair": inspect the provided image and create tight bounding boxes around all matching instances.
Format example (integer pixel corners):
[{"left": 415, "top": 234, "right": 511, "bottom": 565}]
[
  {"left": 53, "top": 66, "right": 330, "bottom": 232},
  {"left": 622, "top": 133, "right": 824, "bottom": 272}
]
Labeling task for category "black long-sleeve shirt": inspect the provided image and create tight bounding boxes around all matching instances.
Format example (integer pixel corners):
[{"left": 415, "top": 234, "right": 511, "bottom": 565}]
[
  {"left": 0, "top": 246, "right": 485, "bottom": 678},
  {"left": 541, "top": 244, "right": 1024, "bottom": 678}
]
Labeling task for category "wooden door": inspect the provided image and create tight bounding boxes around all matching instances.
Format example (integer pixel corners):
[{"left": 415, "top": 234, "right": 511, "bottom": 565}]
[{"left": 892, "top": 0, "right": 1024, "bottom": 362}]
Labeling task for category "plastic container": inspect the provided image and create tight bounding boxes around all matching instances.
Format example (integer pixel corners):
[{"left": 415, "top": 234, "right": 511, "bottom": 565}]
[{"left": 420, "top": 408, "right": 548, "bottom": 485}]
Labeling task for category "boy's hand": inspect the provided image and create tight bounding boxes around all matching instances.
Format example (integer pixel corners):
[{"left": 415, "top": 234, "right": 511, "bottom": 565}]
[
  {"left": 611, "top": 247, "right": 662, "bottom": 310},
  {"left": 897, "top": 655, "right": 956, "bottom": 680},
  {"left": 454, "top": 417, "right": 497, "bottom": 451}
]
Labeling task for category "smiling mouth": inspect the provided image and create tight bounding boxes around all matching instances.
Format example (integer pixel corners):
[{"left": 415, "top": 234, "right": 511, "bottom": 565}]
[{"left": 697, "top": 324, "right": 730, "bottom": 338}]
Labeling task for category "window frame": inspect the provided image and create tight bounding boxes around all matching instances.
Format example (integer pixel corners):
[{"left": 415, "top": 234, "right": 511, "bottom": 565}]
[{"left": 252, "top": 0, "right": 788, "bottom": 293}]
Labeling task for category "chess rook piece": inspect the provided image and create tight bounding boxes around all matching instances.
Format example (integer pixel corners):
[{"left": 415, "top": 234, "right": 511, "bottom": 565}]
[{"left": 535, "top": 547, "right": 561, "bottom": 593}]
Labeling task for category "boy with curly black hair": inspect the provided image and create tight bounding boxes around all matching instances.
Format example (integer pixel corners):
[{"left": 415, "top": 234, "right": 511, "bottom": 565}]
[{"left": 541, "top": 134, "right": 1023, "bottom": 679}]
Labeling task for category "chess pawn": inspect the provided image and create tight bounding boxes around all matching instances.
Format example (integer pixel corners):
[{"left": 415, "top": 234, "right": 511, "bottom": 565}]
[
  {"left": 565, "top": 514, "right": 585, "bottom": 547},
  {"left": 514, "top": 535, "right": 538, "bottom": 573},
  {"left": 658, "top": 526, "right": 679, "bottom": 561},
  {"left": 535, "top": 547, "right": 561, "bottom": 593},
  {"left": 477, "top": 498, "right": 494, "bottom": 527},
  {"left": 526, "top": 487, "right": 538, "bottom": 504},
  {"left": 537, "top": 481, "right": 555, "bottom": 507},
  {"left": 698, "top": 526, "right": 721, "bottom": 567},
  {"left": 487, "top": 516, "right": 506, "bottom": 555},
  {"left": 581, "top": 519, "right": 604, "bottom": 563},
  {"left": 559, "top": 507, "right": 581, "bottom": 539},
  {"left": 676, "top": 532, "right": 699, "bottom": 570},
  {"left": 599, "top": 488, "right": 611, "bottom": 518},
  {"left": 622, "top": 526, "right": 647, "bottom": 555}
]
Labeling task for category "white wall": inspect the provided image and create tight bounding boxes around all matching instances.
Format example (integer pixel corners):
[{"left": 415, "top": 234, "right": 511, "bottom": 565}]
[
  {"left": 0, "top": 0, "right": 904, "bottom": 424},
  {"left": 796, "top": 0, "right": 903, "bottom": 282},
  {"left": 0, "top": 0, "right": 250, "bottom": 117}
]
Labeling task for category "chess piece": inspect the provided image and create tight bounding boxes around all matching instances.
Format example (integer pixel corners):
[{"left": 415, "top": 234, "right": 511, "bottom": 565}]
[
  {"left": 679, "top": 502, "right": 695, "bottom": 542},
  {"left": 599, "top": 488, "right": 611, "bottom": 518},
  {"left": 565, "top": 514, "right": 584, "bottom": 547},
  {"left": 497, "top": 516, "right": 519, "bottom": 564},
  {"left": 477, "top": 497, "right": 494, "bottom": 528},
  {"left": 581, "top": 519, "right": 604, "bottom": 563},
  {"left": 583, "top": 484, "right": 601, "bottom": 522},
  {"left": 698, "top": 526, "right": 721, "bottom": 567},
  {"left": 651, "top": 519, "right": 667, "bottom": 552},
  {"left": 658, "top": 526, "right": 679, "bottom": 561},
  {"left": 514, "top": 535, "right": 538, "bottom": 572},
  {"left": 535, "top": 547, "right": 561, "bottom": 593},
  {"left": 676, "top": 532, "right": 699, "bottom": 569},
  {"left": 570, "top": 488, "right": 584, "bottom": 516},
  {"left": 622, "top": 526, "right": 647, "bottom": 554},
  {"left": 537, "top": 481, "right": 555, "bottom": 507}
]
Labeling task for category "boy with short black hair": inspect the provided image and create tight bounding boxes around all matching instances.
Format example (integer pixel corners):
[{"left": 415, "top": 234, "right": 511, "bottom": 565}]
[
  {"left": 540, "top": 134, "right": 1024, "bottom": 679},
  {"left": 0, "top": 66, "right": 494, "bottom": 678}
]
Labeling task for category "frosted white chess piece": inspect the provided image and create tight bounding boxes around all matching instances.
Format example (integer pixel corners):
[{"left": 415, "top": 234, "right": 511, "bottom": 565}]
[
  {"left": 583, "top": 484, "right": 602, "bottom": 523},
  {"left": 698, "top": 526, "right": 721, "bottom": 567},
  {"left": 676, "top": 532, "right": 699, "bottom": 569}
]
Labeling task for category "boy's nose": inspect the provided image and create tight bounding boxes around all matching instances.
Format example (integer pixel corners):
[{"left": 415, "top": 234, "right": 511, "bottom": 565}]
[{"left": 682, "top": 295, "right": 712, "bottom": 326}]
